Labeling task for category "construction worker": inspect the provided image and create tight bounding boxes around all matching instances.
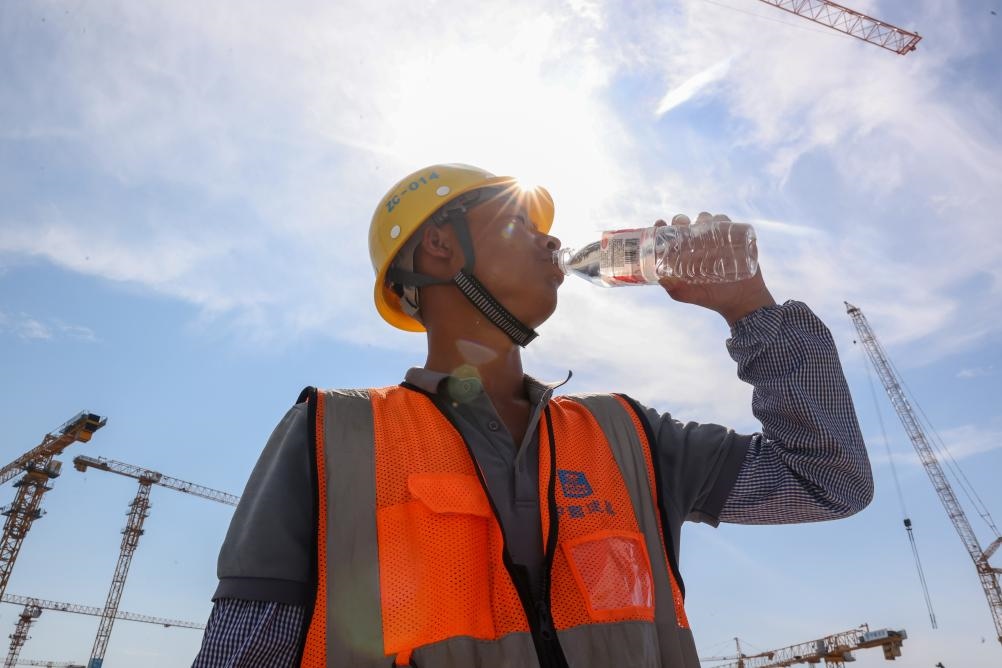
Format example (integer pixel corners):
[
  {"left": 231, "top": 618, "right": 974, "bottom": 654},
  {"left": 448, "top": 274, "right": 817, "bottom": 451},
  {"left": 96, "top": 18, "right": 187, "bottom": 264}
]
[{"left": 192, "top": 164, "right": 873, "bottom": 668}]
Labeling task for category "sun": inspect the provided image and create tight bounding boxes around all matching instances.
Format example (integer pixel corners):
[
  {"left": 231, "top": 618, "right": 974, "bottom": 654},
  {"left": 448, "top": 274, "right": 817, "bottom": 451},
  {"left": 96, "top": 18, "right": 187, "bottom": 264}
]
[{"left": 377, "top": 14, "right": 625, "bottom": 244}]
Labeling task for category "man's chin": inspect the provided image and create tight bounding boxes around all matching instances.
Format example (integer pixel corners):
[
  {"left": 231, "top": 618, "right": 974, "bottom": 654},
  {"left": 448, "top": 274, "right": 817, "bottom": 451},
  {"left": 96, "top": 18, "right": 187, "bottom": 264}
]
[{"left": 526, "top": 300, "right": 559, "bottom": 330}]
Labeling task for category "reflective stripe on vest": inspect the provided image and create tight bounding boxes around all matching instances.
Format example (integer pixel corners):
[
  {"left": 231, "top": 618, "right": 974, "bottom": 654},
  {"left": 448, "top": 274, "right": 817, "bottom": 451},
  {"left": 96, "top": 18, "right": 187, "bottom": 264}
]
[{"left": 300, "top": 386, "right": 699, "bottom": 668}]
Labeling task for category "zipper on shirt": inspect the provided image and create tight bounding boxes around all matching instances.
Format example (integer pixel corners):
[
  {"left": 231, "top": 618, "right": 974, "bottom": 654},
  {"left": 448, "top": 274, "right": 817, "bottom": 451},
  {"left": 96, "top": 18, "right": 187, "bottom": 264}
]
[{"left": 537, "top": 405, "right": 566, "bottom": 667}]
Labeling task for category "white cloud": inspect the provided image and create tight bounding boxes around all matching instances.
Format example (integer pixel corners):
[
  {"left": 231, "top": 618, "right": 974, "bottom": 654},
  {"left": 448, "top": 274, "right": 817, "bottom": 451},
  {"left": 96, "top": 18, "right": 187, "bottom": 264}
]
[
  {"left": 54, "top": 320, "right": 99, "bottom": 343},
  {"left": 0, "top": 310, "right": 51, "bottom": 340},
  {"left": 745, "top": 218, "right": 823, "bottom": 239},
  {"left": 1, "top": 0, "right": 641, "bottom": 345},
  {"left": 867, "top": 422, "right": 1002, "bottom": 469},
  {"left": 623, "top": 0, "right": 1002, "bottom": 356},
  {"left": 529, "top": 281, "right": 754, "bottom": 427},
  {"left": 655, "top": 57, "right": 732, "bottom": 116},
  {"left": 2, "top": 0, "right": 1000, "bottom": 378},
  {"left": 0, "top": 310, "right": 96, "bottom": 342},
  {"left": 16, "top": 317, "right": 52, "bottom": 340},
  {"left": 957, "top": 366, "right": 993, "bottom": 379}
]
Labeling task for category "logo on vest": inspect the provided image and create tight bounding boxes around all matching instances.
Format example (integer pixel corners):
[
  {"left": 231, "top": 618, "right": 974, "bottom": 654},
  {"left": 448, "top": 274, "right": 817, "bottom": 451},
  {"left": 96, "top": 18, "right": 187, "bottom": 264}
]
[{"left": 558, "top": 470, "right": 594, "bottom": 498}]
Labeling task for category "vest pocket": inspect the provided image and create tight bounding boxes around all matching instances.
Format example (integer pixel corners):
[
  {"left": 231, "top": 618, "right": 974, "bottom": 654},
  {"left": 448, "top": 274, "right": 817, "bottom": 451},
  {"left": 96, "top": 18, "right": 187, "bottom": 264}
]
[
  {"left": 376, "top": 473, "right": 495, "bottom": 654},
  {"left": 561, "top": 529, "right": 655, "bottom": 622}
]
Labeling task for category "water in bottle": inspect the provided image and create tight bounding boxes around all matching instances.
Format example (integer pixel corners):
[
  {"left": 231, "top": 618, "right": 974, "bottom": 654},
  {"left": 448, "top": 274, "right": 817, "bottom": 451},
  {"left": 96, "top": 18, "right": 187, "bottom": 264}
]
[{"left": 554, "top": 221, "right": 758, "bottom": 287}]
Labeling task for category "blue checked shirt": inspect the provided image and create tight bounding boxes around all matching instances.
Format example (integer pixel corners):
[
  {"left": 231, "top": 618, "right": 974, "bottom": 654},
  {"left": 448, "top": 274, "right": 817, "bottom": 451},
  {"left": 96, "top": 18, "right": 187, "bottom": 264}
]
[{"left": 192, "top": 301, "right": 872, "bottom": 667}]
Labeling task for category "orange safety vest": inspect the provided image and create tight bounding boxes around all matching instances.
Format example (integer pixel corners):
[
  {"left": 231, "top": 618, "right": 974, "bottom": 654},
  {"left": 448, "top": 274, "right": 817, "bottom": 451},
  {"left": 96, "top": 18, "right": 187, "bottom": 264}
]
[{"left": 299, "top": 385, "right": 692, "bottom": 668}]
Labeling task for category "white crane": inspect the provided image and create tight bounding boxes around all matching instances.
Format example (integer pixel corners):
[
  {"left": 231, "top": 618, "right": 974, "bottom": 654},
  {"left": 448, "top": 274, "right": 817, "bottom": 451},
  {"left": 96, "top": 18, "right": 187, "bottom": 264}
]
[
  {"left": 72, "top": 455, "right": 237, "bottom": 668},
  {"left": 846, "top": 302, "right": 1002, "bottom": 645}
]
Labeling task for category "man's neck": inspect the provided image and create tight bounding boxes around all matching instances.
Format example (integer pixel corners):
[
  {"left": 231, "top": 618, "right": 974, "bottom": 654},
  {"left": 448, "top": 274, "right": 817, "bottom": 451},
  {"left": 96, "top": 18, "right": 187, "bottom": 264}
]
[{"left": 424, "top": 335, "right": 528, "bottom": 404}]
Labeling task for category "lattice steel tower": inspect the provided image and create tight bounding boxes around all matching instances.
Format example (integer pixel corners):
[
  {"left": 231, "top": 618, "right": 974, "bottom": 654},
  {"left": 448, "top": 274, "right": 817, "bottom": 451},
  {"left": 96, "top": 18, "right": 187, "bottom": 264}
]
[
  {"left": 846, "top": 302, "right": 1002, "bottom": 645},
  {"left": 73, "top": 456, "right": 238, "bottom": 668}
]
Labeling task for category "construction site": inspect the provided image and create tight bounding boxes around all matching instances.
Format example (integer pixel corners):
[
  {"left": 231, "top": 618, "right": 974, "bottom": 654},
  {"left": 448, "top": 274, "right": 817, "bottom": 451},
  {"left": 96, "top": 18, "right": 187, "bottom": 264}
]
[
  {"left": 3, "top": 305, "right": 999, "bottom": 665},
  {"left": 2, "top": 0, "right": 1001, "bottom": 666}
]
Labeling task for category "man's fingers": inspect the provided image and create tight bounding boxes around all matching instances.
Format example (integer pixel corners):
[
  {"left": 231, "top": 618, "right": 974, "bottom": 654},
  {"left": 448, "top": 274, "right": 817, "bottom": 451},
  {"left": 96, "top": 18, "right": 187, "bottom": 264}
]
[{"left": 668, "top": 212, "right": 732, "bottom": 227}]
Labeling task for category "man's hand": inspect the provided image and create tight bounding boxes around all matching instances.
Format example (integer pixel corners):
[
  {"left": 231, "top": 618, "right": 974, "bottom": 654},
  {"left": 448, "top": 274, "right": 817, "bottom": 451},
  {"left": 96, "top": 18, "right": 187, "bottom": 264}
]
[{"left": 657, "top": 212, "right": 776, "bottom": 327}]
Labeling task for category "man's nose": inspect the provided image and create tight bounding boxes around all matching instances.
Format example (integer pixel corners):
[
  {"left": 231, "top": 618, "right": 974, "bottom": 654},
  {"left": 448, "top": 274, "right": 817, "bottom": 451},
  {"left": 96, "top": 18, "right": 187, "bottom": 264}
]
[{"left": 540, "top": 233, "right": 561, "bottom": 251}]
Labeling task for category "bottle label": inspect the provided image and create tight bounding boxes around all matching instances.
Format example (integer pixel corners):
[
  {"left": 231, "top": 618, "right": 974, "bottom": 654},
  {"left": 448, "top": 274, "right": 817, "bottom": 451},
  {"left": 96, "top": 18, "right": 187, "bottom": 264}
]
[{"left": 600, "top": 228, "right": 646, "bottom": 285}]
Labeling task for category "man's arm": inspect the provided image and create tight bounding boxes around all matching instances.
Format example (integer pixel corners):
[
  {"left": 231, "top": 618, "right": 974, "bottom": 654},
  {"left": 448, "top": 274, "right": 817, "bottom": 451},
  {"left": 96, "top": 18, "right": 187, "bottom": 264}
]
[
  {"left": 718, "top": 300, "right": 873, "bottom": 523},
  {"left": 649, "top": 213, "right": 871, "bottom": 525},
  {"left": 194, "top": 401, "right": 316, "bottom": 664},
  {"left": 192, "top": 599, "right": 304, "bottom": 668},
  {"left": 645, "top": 300, "right": 872, "bottom": 528}
]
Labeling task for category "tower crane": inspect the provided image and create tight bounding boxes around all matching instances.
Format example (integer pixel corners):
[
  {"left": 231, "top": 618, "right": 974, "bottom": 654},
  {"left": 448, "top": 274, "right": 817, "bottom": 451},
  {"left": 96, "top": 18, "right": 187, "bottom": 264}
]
[
  {"left": 72, "top": 455, "right": 238, "bottom": 668},
  {"left": 0, "top": 412, "right": 106, "bottom": 600},
  {"left": 756, "top": 0, "right": 921, "bottom": 54},
  {"left": 16, "top": 662, "right": 85, "bottom": 668},
  {"left": 1, "top": 593, "right": 203, "bottom": 668},
  {"left": 703, "top": 624, "right": 906, "bottom": 668},
  {"left": 846, "top": 302, "right": 1002, "bottom": 645}
]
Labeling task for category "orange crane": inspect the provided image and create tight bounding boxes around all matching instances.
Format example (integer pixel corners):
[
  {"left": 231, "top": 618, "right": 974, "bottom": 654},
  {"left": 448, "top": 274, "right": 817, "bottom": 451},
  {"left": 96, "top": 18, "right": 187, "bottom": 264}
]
[
  {"left": 72, "top": 455, "right": 238, "bottom": 668},
  {"left": 0, "top": 412, "right": 106, "bottom": 600},
  {"left": 756, "top": 0, "right": 921, "bottom": 54},
  {"left": 703, "top": 625, "right": 906, "bottom": 667},
  {"left": 1, "top": 593, "right": 203, "bottom": 668},
  {"left": 847, "top": 303, "right": 1002, "bottom": 645}
]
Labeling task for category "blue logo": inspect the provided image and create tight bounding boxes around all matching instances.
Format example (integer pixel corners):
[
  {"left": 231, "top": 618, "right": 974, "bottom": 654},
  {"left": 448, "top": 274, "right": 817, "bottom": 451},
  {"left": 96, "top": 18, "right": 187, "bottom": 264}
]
[{"left": 558, "top": 470, "right": 593, "bottom": 498}]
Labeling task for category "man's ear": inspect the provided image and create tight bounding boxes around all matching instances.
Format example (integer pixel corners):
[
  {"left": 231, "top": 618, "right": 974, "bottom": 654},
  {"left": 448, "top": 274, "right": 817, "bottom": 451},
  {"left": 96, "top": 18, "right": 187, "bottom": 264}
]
[
  {"left": 413, "top": 224, "right": 458, "bottom": 277},
  {"left": 420, "top": 224, "right": 454, "bottom": 259}
]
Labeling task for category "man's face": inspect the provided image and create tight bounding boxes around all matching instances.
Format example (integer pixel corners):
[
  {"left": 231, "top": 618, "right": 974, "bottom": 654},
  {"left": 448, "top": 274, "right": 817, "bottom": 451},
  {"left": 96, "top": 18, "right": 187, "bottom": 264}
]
[{"left": 463, "top": 191, "right": 563, "bottom": 329}]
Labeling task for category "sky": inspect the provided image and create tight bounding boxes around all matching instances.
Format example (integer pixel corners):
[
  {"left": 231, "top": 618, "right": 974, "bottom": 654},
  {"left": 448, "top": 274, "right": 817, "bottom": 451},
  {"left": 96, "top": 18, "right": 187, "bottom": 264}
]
[{"left": 2, "top": 0, "right": 1002, "bottom": 665}]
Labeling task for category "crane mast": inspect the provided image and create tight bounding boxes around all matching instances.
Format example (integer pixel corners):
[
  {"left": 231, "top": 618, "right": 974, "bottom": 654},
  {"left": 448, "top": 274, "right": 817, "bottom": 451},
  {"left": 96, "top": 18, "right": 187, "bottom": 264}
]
[
  {"left": 0, "top": 413, "right": 106, "bottom": 600},
  {"left": 72, "top": 455, "right": 237, "bottom": 668},
  {"left": 88, "top": 480, "right": 152, "bottom": 668},
  {"left": 4, "top": 601, "right": 40, "bottom": 668},
  {"left": 845, "top": 302, "right": 1002, "bottom": 645},
  {"left": 756, "top": 0, "right": 921, "bottom": 54}
]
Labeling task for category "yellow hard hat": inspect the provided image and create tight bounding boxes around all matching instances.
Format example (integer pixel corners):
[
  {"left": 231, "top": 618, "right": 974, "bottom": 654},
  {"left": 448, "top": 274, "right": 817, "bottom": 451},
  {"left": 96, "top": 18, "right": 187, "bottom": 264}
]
[{"left": 369, "top": 163, "right": 555, "bottom": 332}]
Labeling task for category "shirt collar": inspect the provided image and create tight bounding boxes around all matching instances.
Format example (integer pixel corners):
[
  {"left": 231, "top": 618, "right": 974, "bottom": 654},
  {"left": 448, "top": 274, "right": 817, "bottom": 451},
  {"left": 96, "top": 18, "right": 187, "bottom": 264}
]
[{"left": 403, "top": 367, "right": 572, "bottom": 405}]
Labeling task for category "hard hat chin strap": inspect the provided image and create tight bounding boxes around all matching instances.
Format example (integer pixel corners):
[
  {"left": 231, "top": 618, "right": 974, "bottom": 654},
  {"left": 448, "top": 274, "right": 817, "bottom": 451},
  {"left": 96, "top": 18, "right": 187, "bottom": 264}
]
[
  {"left": 447, "top": 218, "right": 539, "bottom": 347},
  {"left": 386, "top": 194, "right": 539, "bottom": 347},
  {"left": 451, "top": 269, "right": 539, "bottom": 347}
]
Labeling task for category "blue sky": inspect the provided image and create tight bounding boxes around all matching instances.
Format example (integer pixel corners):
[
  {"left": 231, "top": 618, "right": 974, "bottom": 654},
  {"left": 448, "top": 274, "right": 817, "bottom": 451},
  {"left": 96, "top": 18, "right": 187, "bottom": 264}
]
[{"left": 2, "top": 0, "right": 1001, "bottom": 665}]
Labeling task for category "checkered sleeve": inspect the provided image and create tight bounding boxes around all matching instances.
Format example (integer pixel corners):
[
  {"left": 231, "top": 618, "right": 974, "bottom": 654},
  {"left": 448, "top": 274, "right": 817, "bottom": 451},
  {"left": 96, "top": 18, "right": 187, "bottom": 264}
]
[
  {"left": 719, "top": 300, "right": 873, "bottom": 524},
  {"left": 191, "top": 598, "right": 304, "bottom": 668}
]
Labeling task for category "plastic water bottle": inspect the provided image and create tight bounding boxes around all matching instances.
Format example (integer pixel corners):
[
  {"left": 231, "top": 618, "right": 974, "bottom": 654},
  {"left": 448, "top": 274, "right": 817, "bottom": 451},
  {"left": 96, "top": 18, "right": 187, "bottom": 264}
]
[{"left": 554, "top": 221, "right": 758, "bottom": 287}]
